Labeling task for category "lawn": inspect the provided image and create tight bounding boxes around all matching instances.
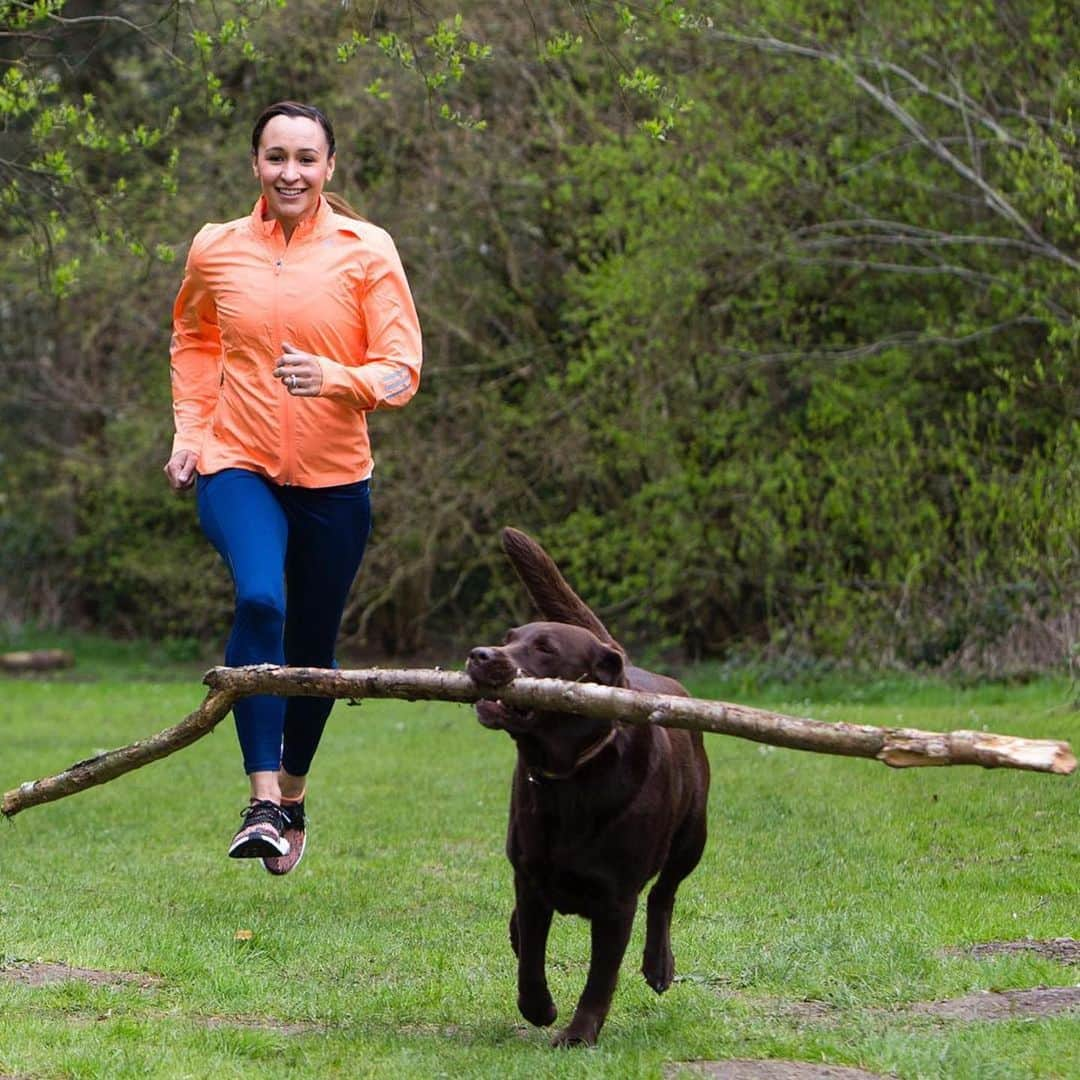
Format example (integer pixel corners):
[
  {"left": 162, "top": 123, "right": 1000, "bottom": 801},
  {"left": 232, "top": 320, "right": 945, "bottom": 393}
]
[{"left": 1, "top": 641, "right": 1077, "bottom": 1079}]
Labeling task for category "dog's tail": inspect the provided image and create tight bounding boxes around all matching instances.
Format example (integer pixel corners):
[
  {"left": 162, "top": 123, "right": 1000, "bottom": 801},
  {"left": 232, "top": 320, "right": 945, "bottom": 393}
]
[{"left": 501, "top": 527, "right": 624, "bottom": 652}]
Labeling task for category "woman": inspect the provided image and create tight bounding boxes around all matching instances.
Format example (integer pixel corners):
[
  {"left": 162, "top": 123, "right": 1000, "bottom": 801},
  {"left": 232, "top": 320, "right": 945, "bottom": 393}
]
[{"left": 164, "top": 101, "right": 422, "bottom": 873}]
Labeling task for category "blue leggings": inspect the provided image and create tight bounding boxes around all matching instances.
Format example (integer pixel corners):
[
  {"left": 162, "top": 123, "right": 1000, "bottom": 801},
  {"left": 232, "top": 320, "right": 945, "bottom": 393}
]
[{"left": 197, "top": 468, "right": 372, "bottom": 776}]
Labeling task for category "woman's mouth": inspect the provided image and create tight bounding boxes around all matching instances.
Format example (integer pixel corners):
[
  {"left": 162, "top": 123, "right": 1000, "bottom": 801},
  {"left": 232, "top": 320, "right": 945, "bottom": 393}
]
[{"left": 276, "top": 187, "right": 307, "bottom": 198}]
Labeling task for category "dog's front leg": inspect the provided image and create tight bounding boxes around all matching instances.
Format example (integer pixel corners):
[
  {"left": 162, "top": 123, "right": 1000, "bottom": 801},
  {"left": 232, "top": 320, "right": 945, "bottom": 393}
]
[
  {"left": 553, "top": 903, "right": 635, "bottom": 1047},
  {"left": 641, "top": 879, "right": 677, "bottom": 993},
  {"left": 513, "top": 872, "right": 557, "bottom": 1028}
]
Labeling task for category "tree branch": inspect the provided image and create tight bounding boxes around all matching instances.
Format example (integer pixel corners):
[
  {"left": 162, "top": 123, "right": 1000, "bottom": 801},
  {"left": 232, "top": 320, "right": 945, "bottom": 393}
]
[
  {"left": 790, "top": 218, "right": 1061, "bottom": 258},
  {"left": 2, "top": 688, "right": 235, "bottom": 819},
  {"left": 2, "top": 666, "right": 1074, "bottom": 819},
  {"left": 710, "top": 30, "right": 1080, "bottom": 271},
  {"left": 709, "top": 319, "right": 1049, "bottom": 371}
]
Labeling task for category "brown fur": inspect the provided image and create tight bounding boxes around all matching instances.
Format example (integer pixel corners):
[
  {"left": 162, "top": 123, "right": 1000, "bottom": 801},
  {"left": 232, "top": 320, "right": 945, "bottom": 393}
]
[{"left": 466, "top": 527, "right": 710, "bottom": 1047}]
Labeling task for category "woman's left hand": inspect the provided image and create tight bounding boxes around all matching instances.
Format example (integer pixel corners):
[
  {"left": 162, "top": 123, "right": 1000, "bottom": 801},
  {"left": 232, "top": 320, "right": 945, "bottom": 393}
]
[{"left": 274, "top": 342, "right": 324, "bottom": 396}]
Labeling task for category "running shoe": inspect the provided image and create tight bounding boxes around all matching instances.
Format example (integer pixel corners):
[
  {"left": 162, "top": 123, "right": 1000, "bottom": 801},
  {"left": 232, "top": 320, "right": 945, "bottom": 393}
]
[
  {"left": 262, "top": 798, "right": 306, "bottom": 875},
  {"left": 228, "top": 799, "right": 290, "bottom": 859}
]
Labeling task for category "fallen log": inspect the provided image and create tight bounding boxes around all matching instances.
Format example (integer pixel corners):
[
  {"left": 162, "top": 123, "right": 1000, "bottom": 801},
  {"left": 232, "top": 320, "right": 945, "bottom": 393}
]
[
  {"left": 2, "top": 664, "right": 1074, "bottom": 819},
  {"left": 0, "top": 649, "right": 75, "bottom": 673}
]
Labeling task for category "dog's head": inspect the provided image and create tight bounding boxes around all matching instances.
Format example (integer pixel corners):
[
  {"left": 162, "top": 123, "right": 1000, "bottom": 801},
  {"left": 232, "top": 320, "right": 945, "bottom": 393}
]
[{"left": 467, "top": 621, "right": 626, "bottom": 734}]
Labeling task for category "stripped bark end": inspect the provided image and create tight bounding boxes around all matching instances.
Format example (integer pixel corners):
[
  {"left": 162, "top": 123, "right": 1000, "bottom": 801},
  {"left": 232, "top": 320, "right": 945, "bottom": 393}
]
[{"left": 878, "top": 730, "right": 1077, "bottom": 773}]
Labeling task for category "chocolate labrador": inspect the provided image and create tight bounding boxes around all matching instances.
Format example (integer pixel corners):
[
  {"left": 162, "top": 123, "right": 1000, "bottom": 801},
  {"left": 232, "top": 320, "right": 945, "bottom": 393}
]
[{"left": 466, "top": 527, "right": 710, "bottom": 1047}]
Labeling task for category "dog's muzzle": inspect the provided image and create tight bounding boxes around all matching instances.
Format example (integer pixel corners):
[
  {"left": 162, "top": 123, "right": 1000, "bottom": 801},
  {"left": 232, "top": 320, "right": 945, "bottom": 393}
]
[
  {"left": 466, "top": 646, "right": 518, "bottom": 688},
  {"left": 468, "top": 646, "right": 532, "bottom": 731}
]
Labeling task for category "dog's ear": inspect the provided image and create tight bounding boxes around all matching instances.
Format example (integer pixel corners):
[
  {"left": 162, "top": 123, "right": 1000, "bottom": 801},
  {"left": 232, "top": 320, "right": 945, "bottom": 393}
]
[{"left": 591, "top": 643, "right": 626, "bottom": 687}]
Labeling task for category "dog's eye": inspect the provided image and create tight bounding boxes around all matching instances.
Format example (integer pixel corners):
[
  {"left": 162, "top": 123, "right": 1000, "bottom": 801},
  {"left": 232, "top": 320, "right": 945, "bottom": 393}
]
[{"left": 534, "top": 638, "right": 553, "bottom": 654}]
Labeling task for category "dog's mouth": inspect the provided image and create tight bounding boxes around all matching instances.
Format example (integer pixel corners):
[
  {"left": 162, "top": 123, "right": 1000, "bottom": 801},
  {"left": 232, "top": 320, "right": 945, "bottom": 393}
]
[{"left": 475, "top": 699, "right": 532, "bottom": 731}]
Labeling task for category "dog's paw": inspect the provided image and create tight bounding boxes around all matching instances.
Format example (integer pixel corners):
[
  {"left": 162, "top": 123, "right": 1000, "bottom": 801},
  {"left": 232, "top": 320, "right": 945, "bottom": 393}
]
[
  {"left": 641, "top": 946, "right": 675, "bottom": 993},
  {"left": 518, "top": 990, "right": 557, "bottom": 1028},
  {"left": 551, "top": 1020, "right": 599, "bottom": 1048}
]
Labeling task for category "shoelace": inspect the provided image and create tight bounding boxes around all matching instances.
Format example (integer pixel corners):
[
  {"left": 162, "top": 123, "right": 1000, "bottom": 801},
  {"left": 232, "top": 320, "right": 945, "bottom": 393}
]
[{"left": 240, "top": 799, "right": 286, "bottom": 830}]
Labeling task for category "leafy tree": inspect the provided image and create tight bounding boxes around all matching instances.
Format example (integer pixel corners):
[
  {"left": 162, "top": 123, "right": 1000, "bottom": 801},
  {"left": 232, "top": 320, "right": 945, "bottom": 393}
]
[
  {"left": 530, "top": 2, "right": 1078, "bottom": 666},
  {"left": 1, "top": 0, "right": 1075, "bottom": 674}
]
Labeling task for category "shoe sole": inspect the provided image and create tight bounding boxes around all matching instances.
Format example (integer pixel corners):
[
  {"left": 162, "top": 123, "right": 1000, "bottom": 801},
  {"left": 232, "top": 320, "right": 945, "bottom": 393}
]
[{"left": 229, "top": 833, "right": 290, "bottom": 859}]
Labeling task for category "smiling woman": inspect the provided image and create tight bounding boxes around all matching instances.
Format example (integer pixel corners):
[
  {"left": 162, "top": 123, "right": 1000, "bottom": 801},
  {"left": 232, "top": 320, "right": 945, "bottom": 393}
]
[
  {"left": 162, "top": 100, "right": 423, "bottom": 873},
  {"left": 251, "top": 104, "right": 337, "bottom": 241}
]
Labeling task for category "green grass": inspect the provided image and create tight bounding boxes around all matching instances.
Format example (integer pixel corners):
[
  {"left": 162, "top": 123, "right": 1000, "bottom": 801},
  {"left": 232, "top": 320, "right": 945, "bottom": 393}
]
[{"left": 1, "top": 649, "right": 1078, "bottom": 1079}]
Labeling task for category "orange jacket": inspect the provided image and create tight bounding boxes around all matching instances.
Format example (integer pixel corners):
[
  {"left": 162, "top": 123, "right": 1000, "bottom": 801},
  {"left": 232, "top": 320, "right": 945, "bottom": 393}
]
[{"left": 170, "top": 196, "right": 422, "bottom": 487}]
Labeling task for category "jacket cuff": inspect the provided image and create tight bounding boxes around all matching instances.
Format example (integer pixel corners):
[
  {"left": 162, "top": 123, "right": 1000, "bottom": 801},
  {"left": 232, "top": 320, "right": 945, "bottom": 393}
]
[
  {"left": 316, "top": 356, "right": 376, "bottom": 408},
  {"left": 171, "top": 431, "right": 207, "bottom": 457}
]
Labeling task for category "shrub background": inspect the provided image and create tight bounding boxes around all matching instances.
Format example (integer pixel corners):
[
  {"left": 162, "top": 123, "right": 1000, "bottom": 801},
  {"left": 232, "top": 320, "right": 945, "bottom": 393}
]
[{"left": 1, "top": 1, "right": 1076, "bottom": 673}]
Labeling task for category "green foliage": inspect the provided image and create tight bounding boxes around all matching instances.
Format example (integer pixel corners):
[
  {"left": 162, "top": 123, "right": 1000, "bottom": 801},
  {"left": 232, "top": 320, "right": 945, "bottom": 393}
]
[
  {"left": 512, "top": 2, "right": 1079, "bottom": 670},
  {"left": 0, "top": 0, "right": 1076, "bottom": 674}
]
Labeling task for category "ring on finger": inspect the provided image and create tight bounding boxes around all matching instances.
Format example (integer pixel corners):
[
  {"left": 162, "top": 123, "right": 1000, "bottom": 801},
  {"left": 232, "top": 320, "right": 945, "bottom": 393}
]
[{"left": 288, "top": 374, "right": 298, "bottom": 388}]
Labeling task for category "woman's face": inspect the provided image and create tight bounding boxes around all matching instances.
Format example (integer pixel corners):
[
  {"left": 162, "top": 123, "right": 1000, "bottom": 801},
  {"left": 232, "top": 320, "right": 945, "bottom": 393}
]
[{"left": 252, "top": 115, "right": 335, "bottom": 234}]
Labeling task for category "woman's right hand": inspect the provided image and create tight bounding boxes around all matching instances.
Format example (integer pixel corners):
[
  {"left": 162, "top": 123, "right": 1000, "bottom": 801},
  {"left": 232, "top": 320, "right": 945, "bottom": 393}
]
[{"left": 164, "top": 450, "right": 199, "bottom": 491}]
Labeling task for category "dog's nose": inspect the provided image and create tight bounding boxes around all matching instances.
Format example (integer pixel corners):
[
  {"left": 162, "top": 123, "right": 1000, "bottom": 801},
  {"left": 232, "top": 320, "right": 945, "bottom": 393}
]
[{"left": 468, "top": 647, "right": 497, "bottom": 664}]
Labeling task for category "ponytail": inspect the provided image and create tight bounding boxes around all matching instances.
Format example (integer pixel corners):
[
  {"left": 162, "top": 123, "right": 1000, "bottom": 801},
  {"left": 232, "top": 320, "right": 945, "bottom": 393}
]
[{"left": 325, "top": 191, "right": 367, "bottom": 222}]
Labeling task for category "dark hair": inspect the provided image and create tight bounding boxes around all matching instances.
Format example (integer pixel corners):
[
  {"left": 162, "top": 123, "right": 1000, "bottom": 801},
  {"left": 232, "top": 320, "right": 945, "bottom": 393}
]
[{"left": 250, "top": 101, "right": 365, "bottom": 221}]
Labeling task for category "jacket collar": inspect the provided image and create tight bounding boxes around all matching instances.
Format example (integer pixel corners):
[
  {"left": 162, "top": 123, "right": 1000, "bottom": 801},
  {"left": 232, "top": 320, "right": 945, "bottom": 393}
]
[{"left": 250, "top": 194, "right": 332, "bottom": 240}]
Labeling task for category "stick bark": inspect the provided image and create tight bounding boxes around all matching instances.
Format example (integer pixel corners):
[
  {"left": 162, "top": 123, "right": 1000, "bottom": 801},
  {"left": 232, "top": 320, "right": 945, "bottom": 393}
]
[{"left": 2, "top": 665, "right": 1074, "bottom": 818}]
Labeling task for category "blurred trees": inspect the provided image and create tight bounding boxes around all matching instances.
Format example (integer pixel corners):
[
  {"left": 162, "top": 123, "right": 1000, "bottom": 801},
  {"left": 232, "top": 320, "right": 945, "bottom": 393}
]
[{"left": 1, "top": 1, "right": 1076, "bottom": 673}]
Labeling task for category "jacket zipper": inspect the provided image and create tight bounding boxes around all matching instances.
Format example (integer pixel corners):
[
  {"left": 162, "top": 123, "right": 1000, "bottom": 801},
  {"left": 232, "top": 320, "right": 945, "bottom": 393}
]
[{"left": 272, "top": 248, "right": 296, "bottom": 485}]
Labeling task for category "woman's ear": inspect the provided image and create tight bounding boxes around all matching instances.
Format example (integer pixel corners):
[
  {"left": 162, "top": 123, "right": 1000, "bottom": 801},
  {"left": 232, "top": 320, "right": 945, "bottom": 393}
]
[{"left": 326, "top": 153, "right": 335, "bottom": 184}]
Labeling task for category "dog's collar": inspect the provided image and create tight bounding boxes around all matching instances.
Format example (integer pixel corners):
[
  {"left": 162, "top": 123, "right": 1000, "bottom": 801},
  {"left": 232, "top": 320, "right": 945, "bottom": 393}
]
[{"left": 527, "top": 726, "right": 620, "bottom": 783}]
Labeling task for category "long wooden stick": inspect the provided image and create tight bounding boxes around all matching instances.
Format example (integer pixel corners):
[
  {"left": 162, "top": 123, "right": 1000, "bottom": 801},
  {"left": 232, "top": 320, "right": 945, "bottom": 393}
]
[{"left": 2, "top": 665, "right": 1074, "bottom": 818}]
